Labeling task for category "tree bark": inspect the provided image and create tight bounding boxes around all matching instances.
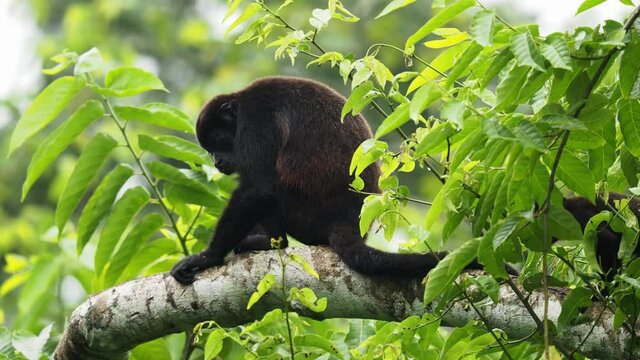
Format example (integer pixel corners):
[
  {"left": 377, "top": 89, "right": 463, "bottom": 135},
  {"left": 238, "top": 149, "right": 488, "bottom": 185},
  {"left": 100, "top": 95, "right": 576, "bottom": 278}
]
[{"left": 54, "top": 246, "right": 638, "bottom": 359}]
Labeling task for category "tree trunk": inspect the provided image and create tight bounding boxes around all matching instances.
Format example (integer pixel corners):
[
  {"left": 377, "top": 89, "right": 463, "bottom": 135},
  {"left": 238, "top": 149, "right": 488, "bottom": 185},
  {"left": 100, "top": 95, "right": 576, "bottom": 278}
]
[{"left": 54, "top": 246, "right": 638, "bottom": 359}]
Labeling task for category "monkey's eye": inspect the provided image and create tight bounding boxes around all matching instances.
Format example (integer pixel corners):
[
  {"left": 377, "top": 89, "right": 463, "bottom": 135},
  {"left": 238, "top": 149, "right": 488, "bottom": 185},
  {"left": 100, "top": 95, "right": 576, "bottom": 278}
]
[{"left": 220, "top": 102, "right": 232, "bottom": 110}]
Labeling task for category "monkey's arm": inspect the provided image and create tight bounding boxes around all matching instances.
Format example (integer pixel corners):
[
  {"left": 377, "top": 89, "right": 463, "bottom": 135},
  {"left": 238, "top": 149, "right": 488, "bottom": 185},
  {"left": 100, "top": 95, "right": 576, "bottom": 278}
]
[{"left": 171, "top": 184, "right": 277, "bottom": 284}]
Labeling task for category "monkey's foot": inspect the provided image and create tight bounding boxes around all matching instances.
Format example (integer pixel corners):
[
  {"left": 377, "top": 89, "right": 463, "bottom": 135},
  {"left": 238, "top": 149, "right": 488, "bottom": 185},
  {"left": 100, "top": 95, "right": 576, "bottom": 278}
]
[{"left": 171, "top": 252, "right": 222, "bottom": 285}]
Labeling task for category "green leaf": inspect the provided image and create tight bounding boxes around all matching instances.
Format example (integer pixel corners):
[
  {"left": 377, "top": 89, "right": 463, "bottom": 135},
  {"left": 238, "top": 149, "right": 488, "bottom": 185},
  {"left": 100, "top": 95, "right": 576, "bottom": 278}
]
[
  {"left": 414, "top": 122, "right": 457, "bottom": 157},
  {"left": 241, "top": 309, "right": 283, "bottom": 334},
  {"left": 473, "top": 171, "right": 506, "bottom": 236},
  {"left": 424, "top": 31, "right": 469, "bottom": 48},
  {"left": 16, "top": 257, "right": 61, "bottom": 329},
  {"left": 294, "top": 334, "right": 344, "bottom": 359},
  {"left": 540, "top": 37, "right": 572, "bottom": 71},
  {"left": 103, "top": 214, "right": 164, "bottom": 287},
  {"left": 342, "top": 81, "right": 374, "bottom": 121},
  {"left": 540, "top": 114, "right": 587, "bottom": 130},
  {"left": 470, "top": 275, "right": 500, "bottom": 303},
  {"left": 482, "top": 117, "right": 514, "bottom": 140},
  {"left": 94, "top": 187, "right": 150, "bottom": 275},
  {"left": 375, "top": 0, "right": 416, "bottom": 19},
  {"left": 77, "top": 164, "right": 135, "bottom": 253},
  {"left": 375, "top": 103, "right": 410, "bottom": 138},
  {"left": 547, "top": 205, "right": 583, "bottom": 240},
  {"left": 445, "top": 42, "right": 483, "bottom": 88},
  {"left": 619, "top": 274, "right": 640, "bottom": 289},
  {"left": 470, "top": 10, "right": 494, "bottom": 46},
  {"left": 54, "top": 133, "right": 119, "bottom": 230},
  {"left": 423, "top": 238, "right": 480, "bottom": 305},
  {"left": 440, "top": 100, "right": 466, "bottom": 129},
  {"left": 289, "top": 253, "right": 319, "bottom": 279},
  {"left": 510, "top": 32, "right": 545, "bottom": 71},
  {"left": 405, "top": 0, "right": 475, "bottom": 50},
  {"left": 515, "top": 70, "right": 552, "bottom": 105},
  {"left": 114, "top": 103, "right": 194, "bottom": 133},
  {"left": 408, "top": 41, "right": 471, "bottom": 92},
  {"left": 9, "top": 76, "right": 85, "bottom": 154},
  {"left": 204, "top": 330, "right": 225, "bottom": 360},
  {"left": 478, "top": 226, "right": 509, "bottom": 278},
  {"left": 450, "top": 128, "right": 486, "bottom": 172},
  {"left": 131, "top": 339, "right": 172, "bottom": 360},
  {"left": 512, "top": 121, "right": 547, "bottom": 152},
  {"left": 247, "top": 273, "right": 277, "bottom": 309},
  {"left": 118, "top": 238, "right": 175, "bottom": 282},
  {"left": 117, "top": 239, "right": 175, "bottom": 281},
  {"left": 23, "top": 100, "right": 104, "bottom": 198},
  {"left": 495, "top": 65, "right": 530, "bottom": 111},
  {"left": 617, "top": 98, "right": 640, "bottom": 157},
  {"left": 164, "top": 183, "right": 223, "bottom": 209},
  {"left": 359, "top": 195, "right": 387, "bottom": 236},
  {"left": 12, "top": 324, "right": 52, "bottom": 360},
  {"left": 620, "top": 145, "right": 639, "bottom": 187},
  {"left": 576, "top": 0, "right": 606, "bottom": 14},
  {"left": 289, "top": 287, "right": 328, "bottom": 312},
  {"left": 583, "top": 211, "right": 611, "bottom": 273},
  {"left": 558, "top": 287, "right": 592, "bottom": 330},
  {"left": 620, "top": 38, "right": 640, "bottom": 99},
  {"left": 306, "top": 51, "right": 344, "bottom": 68},
  {"left": 481, "top": 47, "right": 514, "bottom": 88},
  {"left": 409, "top": 82, "right": 443, "bottom": 121},
  {"left": 224, "top": 0, "right": 242, "bottom": 21},
  {"left": 147, "top": 161, "right": 213, "bottom": 194},
  {"left": 74, "top": 47, "right": 103, "bottom": 75},
  {"left": 138, "top": 135, "right": 212, "bottom": 166},
  {"left": 492, "top": 216, "right": 521, "bottom": 250},
  {"left": 225, "top": 3, "right": 262, "bottom": 36},
  {"left": 94, "top": 67, "right": 167, "bottom": 97},
  {"left": 543, "top": 149, "right": 596, "bottom": 203}
]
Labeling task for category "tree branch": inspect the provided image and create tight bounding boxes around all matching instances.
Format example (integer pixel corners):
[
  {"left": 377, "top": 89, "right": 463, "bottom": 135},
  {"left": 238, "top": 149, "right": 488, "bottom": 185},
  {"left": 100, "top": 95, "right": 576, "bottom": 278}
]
[{"left": 54, "top": 247, "right": 639, "bottom": 360}]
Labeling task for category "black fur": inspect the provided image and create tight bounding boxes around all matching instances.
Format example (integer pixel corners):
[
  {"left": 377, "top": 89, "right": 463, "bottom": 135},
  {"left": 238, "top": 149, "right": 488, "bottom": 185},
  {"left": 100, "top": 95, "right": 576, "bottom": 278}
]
[
  {"left": 171, "top": 77, "right": 452, "bottom": 284},
  {"left": 170, "top": 76, "right": 637, "bottom": 285},
  {"left": 563, "top": 194, "right": 640, "bottom": 277}
]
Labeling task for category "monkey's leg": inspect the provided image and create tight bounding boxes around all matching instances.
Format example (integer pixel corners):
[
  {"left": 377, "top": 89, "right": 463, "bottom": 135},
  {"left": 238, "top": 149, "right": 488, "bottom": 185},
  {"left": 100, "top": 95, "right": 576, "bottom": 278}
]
[
  {"left": 171, "top": 184, "right": 276, "bottom": 284},
  {"left": 234, "top": 215, "right": 288, "bottom": 253}
]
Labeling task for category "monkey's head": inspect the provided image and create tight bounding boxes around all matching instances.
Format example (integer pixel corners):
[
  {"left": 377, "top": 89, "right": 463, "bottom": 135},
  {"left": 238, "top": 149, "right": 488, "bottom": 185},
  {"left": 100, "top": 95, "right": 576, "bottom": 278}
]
[{"left": 196, "top": 95, "right": 238, "bottom": 175}]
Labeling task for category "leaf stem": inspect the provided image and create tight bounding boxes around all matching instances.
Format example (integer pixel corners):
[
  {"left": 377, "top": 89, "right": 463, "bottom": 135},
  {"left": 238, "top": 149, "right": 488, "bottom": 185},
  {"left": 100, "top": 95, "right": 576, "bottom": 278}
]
[
  {"left": 475, "top": 0, "right": 518, "bottom": 32},
  {"left": 102, "top": 97, "right": 189, "bottom": 256},
  {"left": 277, "top": 246, "right": 295, "bottom": 358}
]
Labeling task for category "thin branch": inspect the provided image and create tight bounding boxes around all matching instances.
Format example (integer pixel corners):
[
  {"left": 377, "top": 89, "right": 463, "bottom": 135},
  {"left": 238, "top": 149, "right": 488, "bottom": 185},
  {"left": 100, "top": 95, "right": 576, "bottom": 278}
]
[
  {"left": 572, "top": 302, "right": 608, "bottom": 357},
  {"left": 103, "top": 98, "right": 189, "bottom": 256},
  {"left": 476, "top": 0, "right": 518, "bottom": 32}
]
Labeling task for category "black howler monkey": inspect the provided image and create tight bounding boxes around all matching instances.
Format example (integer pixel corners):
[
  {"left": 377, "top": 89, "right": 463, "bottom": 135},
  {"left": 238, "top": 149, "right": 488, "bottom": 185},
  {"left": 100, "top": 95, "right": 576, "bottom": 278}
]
[
  {"left": 171, "top": 76, "right": 638, "bottom": 285},
  {"left": 171, "top": 76, "right": 453, "bottom": 284}
]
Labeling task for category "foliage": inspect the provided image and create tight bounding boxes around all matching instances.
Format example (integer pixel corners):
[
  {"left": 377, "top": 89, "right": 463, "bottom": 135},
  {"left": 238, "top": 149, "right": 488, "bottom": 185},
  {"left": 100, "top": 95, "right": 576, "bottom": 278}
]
[{"left": 2, "top": 0, "right": 640, "bottom": 359}]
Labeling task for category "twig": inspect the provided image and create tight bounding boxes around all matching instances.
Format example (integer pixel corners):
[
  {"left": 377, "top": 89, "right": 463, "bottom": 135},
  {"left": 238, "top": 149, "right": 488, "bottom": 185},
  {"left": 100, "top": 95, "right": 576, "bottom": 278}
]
[{"left": 103, "top": 98, "right": 189, "bottom": 256}]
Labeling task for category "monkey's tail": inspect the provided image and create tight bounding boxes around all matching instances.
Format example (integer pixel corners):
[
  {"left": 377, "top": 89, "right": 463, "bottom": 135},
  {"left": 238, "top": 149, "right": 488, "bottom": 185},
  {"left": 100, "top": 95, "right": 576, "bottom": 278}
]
[{"left": 327, "top": 223, "right": 453, "bottom": 277}]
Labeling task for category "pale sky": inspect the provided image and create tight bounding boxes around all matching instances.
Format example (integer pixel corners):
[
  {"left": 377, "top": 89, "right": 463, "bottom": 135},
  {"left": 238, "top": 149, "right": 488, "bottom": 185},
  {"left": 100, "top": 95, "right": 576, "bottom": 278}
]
[{"left": 0, "top": 0, "right": 635, "bottom": 111}]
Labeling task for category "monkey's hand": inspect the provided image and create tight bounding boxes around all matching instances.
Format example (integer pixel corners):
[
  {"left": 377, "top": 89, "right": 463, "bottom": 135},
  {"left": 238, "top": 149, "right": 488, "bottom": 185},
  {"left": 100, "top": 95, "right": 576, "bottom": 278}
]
[{"left": 171, "top": 251, "right": 223, "bottom": 285}]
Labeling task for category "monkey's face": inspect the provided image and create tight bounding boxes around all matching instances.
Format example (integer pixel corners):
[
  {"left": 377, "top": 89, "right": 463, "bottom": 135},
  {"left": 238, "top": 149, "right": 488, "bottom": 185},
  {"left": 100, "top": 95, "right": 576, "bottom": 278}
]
[{"left": 196, "top": 97, "right": 238, "bottom": 175}]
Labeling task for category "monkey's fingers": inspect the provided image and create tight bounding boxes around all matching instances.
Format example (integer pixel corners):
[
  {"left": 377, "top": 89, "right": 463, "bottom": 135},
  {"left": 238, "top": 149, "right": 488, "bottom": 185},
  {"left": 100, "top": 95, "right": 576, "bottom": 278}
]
[{"left": 171, "top": 253, "right": 222, "bottom": 285}]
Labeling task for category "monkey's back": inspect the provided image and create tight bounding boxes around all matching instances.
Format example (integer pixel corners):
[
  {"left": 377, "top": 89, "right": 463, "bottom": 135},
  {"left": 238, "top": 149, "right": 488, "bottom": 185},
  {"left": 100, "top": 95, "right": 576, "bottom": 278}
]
[{"left": 239, "top": 77, "right": 380, "bottom": 197}]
